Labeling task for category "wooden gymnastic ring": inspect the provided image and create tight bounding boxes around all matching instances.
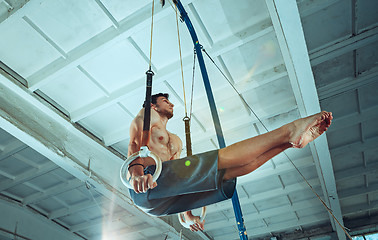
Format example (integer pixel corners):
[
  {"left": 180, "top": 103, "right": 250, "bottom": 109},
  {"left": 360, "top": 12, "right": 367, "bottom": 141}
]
[
  {"left": 120, "top": 148, "right": 162, "bottom": 189},
  {"left": 178, "top": 206, "right": 207, "bottom": 229}
]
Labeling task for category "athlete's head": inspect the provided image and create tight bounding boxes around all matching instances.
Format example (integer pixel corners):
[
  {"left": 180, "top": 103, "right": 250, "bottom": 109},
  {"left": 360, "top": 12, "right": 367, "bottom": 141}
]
[
  {"left": 151, "top": 93, "right": 169, "bottom": 105},
  {"left": 149, "top": 93, "right": 174, "bottom": 119}
]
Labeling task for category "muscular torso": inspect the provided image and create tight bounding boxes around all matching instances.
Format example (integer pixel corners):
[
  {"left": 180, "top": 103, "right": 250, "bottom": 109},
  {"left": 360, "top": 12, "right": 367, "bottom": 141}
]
[
  {"left": 129, "top": 108, "right": 182, "bottom": 165},
  {"left": 149, "top": 121, "right": 180, "bottom": 161}
]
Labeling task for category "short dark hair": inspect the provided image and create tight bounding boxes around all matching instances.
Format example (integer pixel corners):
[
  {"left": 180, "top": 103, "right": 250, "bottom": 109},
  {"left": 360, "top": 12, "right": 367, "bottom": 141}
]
[{"left": 143, "top": 93, "right": 169, "bottom": 107}]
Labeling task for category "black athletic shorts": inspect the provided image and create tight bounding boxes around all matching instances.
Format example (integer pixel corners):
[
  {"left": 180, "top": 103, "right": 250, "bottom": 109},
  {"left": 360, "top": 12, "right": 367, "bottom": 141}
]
[{"left": 129, "top": 150, "right": 236, "bottom": 216}]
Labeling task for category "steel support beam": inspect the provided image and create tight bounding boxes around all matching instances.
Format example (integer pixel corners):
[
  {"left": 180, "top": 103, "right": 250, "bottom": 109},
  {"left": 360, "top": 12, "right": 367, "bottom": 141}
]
[
  {"left": 0, "top": 70, "right": 187, "bottom": 239},
  {"left": 265, "top": 0, "right": 347, "bottom": 239}
]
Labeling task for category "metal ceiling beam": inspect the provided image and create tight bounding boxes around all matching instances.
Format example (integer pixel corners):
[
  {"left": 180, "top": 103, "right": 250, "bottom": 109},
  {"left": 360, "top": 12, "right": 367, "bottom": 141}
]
[
  {"left": 0, "top": 195, "right": 83, "bottom": 240},
  {"left": 22, "top": 179, "right": 83, "bottom": 205},
  {"left": 182, "top": 102, "right": 296, "bottom": 149},
  {"left": 49, "top": 199, "right": 100, "bottom": 219},
  {"left": 0, "top": 169, "right": 15, "bottom": 180},
  {"left": 0, "top": 138, "right": 28, "bottom": 161},
  {"left": 69, "top": 21, "right": 274, "bottom": 122},
  {"left": 21, "top": 0, "right": 221, "bottom": 93},
  {"left": 26, "top": 0, "right": 171, "bottom": 91},
  {"left": 310, "top": 26, "right": 378, "bottom": 66},
  {"left": 296, "top": 0, "right": 341, "bottom": 18},
  {"left": 274, "top": 225, "right": 337, "bottom": 240},
  {"left": 212, "top": 177, "right": 322, "bottom": 214},
  {"left": 102, "top": 126, "right": 130, "bottom": 146},
  {"left": 327, "top": 104, "right": 378, "bottom": 133},
  {"left": 94, "top": 0, "right": 119, "bottom": 29},
  {"left": 69, "top": 211, "right": 131, "bottom": 232},
  {"left": 214, "top": 159, "right": 378, "bottom": 213},
  {"left": 23, "top": 181, "right": 44, "bottom": 193},
  {"left": 331, "top": 136, "right": 378, "bottom": 157},
  {"left": 219, "top": 211, "right": 330, "bottom": 239},
  {"left": 206, "top": 198, "right": 323, "bottom": 231},
  {"left": 338, "top": 182, "right": 378, "bottom": 200},
  {"left": 22, "top": 16, "right": 67, "bottom": 58},
  {"left": 208, "top": 152, "right": 371, "bottom": 219},
  {"left": 102, "top": 65, "right": 290, "bottom": 146},
  {"left": 12, "top": 152, "right": 44, "bottom": 169},
  {"left": 335, "top": 161, "right": 378, "bottom": 184},
  {"left": 0, "top": 0, "right": 12, "bottom": 10},
  {"left": 27, "top": 10, "right": 271, "bottom": 96},
  {"left": 0, "top": 162, "right": 57, "bottom": 192},
  {"left": 0, "top": 72, "right": 185, "bottom": 239},
  {"left": 265, "top": 1, "right": 346, "bottom": 239},
  {"left": 0, "top": 0, "right": 29, "bottom": 24},
  {"left": 343, "top": 200, "right": 378, "bottom": 217},
  {"left": 208, "top": 20, "right": 274, "bottom": 57},
  {"left": 192, "top": 63, "right": 287, "bottom": 108},
  {"left": 318, "top": 69, "right": 378, "bottom": 101},
  {"left": 236, "top": 155, "right": 314, "bottom": 185},
  {"left": 187, "top": 3, "right": 213, "bottom": 47},
  {"left": 208, "top": 163, "right": 378, "bottom": 230}
]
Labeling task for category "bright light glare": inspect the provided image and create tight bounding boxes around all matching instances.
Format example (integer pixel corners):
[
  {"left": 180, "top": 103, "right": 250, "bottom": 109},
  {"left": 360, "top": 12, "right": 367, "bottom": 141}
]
[{"left": 353, "top": 233, "right": 378, "bottom": 240}]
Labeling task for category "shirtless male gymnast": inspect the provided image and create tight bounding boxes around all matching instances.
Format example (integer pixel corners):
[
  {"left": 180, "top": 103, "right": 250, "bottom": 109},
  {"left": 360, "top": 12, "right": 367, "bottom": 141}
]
[{"left": 127, "top": 93, "right": 333, "bottom": 232}]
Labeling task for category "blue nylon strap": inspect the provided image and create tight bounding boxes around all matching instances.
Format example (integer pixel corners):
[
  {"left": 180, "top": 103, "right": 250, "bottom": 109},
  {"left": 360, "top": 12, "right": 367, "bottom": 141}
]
[{"left": 174, "top": 1, "right": 248, "bottom": 239}]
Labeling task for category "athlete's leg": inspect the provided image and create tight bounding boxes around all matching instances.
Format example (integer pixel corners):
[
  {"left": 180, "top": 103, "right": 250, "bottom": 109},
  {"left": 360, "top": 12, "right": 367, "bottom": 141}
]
[
  {"left": 218, "top": 111, "right": 332, "bottom": 180},
  {"left": 218, "top": 125, "right": 290, "bottom": 170},
  {"left": 223, "top": 143, "right": 291, "bottom": 180}
]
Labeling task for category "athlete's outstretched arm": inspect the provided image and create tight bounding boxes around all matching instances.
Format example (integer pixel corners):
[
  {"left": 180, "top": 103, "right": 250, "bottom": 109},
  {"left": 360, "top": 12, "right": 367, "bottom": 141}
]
[{"left": 128, "top": 113, "right": 157, "bottom": 193}]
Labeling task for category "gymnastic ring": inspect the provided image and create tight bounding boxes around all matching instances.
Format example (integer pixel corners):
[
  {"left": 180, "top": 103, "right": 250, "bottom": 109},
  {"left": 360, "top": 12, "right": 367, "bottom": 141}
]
[
  {"left": 119, "top": 146, "right": 162, "bottom": 189},
  {"left": 178, "top": 206, "right": 207, "bottom": 229}
]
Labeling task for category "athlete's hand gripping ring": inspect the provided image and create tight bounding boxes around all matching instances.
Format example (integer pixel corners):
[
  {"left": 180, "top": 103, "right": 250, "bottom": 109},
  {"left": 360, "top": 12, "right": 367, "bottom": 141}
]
[
  {"left": 120, "top": 146, "right": 162, "bottom": 189},
  {"left": 178, "top": 207, "right": 207, "bottom": 229}
]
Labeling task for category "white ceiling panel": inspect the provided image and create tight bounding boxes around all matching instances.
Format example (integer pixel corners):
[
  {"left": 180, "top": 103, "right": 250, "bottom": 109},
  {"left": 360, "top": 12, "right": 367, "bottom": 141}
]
[
  {"left": 223, "top": 124, "right": 256, "bottom": 146},
  {"left": 131, "top": 11, "right": 194, "bottom": 70},
  {"left": 356, "top": 0, "right": 378, "bottom": 32},
  {"left": 81, "top": 40, "right": 148, "bottom": 93},
  {"left": 312, "top": 52, "right": 355, "bottom": 88},
  {"left": 241, "top": 77, "right": 297, "bottom": 118},
  {"left": 301, "top": 0, "right": 352, "bottom": 51},
  {"left": 358, "top": 81, "right": 378, "bottom": 109},
  {"left": 0, "top": 18, "right": 61, "bottom": 77},
  {"left": 25, "top": 0, "right": 113, "bottom": 52},
  {"left": 39, "top": 68, "right": 109, "bottom": 113},
  {"left": 78, "top": 104, "right": 134, "bottom": 140},
  {"left": 222, "top": 33, "right": 283, "bottom": 84},
  {"left": 100, "top": 0, "right": 151, "bottom": 22},
  {"left": 193, "top": 0, "right": 270, "bottom": 43}
]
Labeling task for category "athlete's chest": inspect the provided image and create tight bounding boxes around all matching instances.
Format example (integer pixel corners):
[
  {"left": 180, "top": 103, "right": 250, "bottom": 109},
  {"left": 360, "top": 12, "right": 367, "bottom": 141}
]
[{"left": 150, "top": 125, "right": 179, "bottom": 152}]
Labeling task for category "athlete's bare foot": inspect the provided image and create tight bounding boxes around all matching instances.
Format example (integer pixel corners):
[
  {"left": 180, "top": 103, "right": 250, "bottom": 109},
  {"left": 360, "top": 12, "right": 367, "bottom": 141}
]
[{"left": 288, "top": 111, "right": 333, "bottom": 148}]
